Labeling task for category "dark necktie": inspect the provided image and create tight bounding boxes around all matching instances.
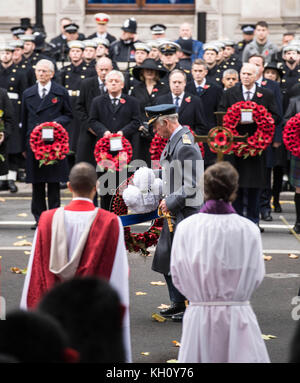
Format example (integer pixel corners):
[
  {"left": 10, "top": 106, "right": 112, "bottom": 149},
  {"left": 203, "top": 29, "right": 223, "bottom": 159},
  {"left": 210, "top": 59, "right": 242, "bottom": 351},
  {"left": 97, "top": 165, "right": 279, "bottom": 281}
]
[
  {"left": 112, "top": 98, "right": 118, "bottom": 110},
  {"left": 197, "top": 86, "right": 203, "bottom": 96},
  {"left": 41, "top": 88, "right": 47, "bottom": 99},
  {"left": 99, "top": 83, "right": 104, "bottom": 94},
  {"left": 245, "top": 91, "right": 251, "bottom": 101},
  {"left": 174, "top": 96, "right": 180, "bottom": 112}
]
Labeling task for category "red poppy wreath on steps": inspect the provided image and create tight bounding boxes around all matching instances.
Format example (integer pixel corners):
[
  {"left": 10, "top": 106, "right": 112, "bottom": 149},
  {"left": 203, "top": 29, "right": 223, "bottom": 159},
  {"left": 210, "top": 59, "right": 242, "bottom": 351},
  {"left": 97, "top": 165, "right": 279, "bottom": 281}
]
[
  {"left": 94, "top": 133, "right": 133, "bottom": 172},
  {"left": 223, "top": 101, "right": 275, "bottom": 159},
  {"left": 30, "top": 122, "right": 70, "bottom": 167},
  {"left": 283, "top": 113, "right": 300, "bottom": 158},
  {"left": 150, "top": 126, "right": 205, "bottom": 168}
]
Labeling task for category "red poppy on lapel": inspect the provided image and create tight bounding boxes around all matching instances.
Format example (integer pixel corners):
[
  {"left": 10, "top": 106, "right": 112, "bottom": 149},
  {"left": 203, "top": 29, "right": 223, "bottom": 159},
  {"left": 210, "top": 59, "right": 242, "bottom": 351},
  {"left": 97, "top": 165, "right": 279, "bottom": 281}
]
[
  {"left": 120, "top": 98, "right": 126, "bottom": 104},
  {"left": 256, "top": 92, "right": 263, "bottom": 98},
  {"left": 261, "top": 81, "right": 267, "bottom": 86},
  {"left": 52, "top": 97, "right": 58, "bottom": 104},
  {"left": 152, "top": 88, "right": 158, "bottom": 92},
  {"left": 203, "top": 84, "right": 210, "bottom": 89},
  {"left": 185, "top": 96, "right": 191, "bottom": 103},
  {"left": 264, "top": 50, "right": 269, "bottom": 56}
]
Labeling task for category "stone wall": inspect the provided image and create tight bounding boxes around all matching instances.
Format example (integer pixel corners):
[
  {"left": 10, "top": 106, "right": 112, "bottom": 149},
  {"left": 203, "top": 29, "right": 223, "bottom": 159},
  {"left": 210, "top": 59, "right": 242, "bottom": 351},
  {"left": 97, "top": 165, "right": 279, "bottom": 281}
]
[{"left": 0, "top": 0, "right": 298, "bottom": 45}]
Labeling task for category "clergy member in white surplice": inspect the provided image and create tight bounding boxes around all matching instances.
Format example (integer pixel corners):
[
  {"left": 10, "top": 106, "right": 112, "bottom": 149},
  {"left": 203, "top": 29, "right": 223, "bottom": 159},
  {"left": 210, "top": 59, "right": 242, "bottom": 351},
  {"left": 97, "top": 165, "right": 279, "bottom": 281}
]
[
  {"left": 20, "top": 162, "right": 131, "bottom": 362},
  {"left": 170, "top": 162, "right": 270, "bottom": 363}
]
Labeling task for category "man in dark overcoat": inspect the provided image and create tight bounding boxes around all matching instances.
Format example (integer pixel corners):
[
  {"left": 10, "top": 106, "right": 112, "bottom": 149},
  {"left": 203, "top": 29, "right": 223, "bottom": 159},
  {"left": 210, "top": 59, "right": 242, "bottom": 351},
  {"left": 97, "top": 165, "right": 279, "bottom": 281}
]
[
  {"left": 21, "top": 59, "right": 72, "bottom": 228},
  {"left": 0, "top": 89, "right": 15, "bottom": 179},
  {"left": 218, "top": 63, "right": 280, "bottom": 230}
]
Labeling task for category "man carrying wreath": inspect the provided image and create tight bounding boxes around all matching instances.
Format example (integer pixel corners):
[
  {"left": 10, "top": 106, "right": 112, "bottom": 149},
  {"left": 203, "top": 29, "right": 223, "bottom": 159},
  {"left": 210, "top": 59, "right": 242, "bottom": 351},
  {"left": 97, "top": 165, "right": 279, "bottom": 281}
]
[
  {"left": 21, "top": 59, "right": 72, "bottom": 228},
  {"left": 218, "top": 63, "right": 280, "bottom": 231}
]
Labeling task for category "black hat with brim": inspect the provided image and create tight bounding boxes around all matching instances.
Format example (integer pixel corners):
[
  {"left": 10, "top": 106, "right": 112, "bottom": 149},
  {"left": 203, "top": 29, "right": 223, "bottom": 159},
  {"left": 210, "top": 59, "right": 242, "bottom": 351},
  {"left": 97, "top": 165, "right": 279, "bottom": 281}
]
[
  {"left": 132, "top": 58, "right": 167, "bottom": 80},
  {"left": 263, "top": 62, "right": 283, "bottom": 78},
  {"left": 145, "top": 104, "right": 177, "bottom": 126}
]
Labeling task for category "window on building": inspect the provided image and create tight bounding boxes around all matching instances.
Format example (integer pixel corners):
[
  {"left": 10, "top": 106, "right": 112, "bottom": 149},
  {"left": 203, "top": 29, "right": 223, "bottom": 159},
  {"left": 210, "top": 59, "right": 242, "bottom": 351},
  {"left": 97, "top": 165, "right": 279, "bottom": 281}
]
[{"left": 86, "top": 0, "right": 194, "bottom": 14}]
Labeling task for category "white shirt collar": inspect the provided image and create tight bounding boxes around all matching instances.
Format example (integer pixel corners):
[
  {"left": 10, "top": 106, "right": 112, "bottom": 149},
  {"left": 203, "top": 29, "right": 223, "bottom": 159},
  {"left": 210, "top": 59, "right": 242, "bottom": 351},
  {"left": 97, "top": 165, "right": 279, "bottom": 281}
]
[
  {"left": 38, "top": 81, "right": 51, "bottom": 96},
  {"left": 72, "top": 197, "right": 94, "bottom": 203},
  {"left": 242, "top": 84, "right": 256, "bottom": 95},
  {"left": 256, "top": 76, "right": 263, "bottom": 87},
  {"left": 109, "top": 93, "right": 121, "bottom": 100},
  {"left": 97, "top": 32, "right": 107, "bottom": 39},
  {"left": 172, "top": 92, "right": 184, "bottom": 100},
  {"left": 194, "top": 78, "right": 206, "bottom": 88}
]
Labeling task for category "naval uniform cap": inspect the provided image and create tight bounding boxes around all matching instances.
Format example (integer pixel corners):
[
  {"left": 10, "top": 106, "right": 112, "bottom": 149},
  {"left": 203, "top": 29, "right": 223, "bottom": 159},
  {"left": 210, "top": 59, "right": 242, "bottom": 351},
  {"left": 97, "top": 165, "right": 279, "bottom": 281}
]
[
  {"left": 68, "top": 40, "right": 85, "bottom": 50},
  {"left": 223, "top": 40, "right": 235, "bottom": 47},
  {"left": 203, "top": 43, "right": 219, "bottom": 53},
  {"left": 10, "top": 26, "right": 26, "bottom": 36},
  {"left": 283, "top": 44, "right": 300, "bottom": 54},
  {"left": 150, "top": 24, "right": 167, "bottom": 35},
  {"left": 9, "top": 39, "right": 24, "bottom": 49},
  {"left": 211, "top": 40, "right": 225, "bottom": 50},
  {"left": 134, "top": 42, "right": 150, "bottom": 53},
  {"left": 64, "top": 23, "right": 79, "bottom": 34},
  {"left": 145, "top": 104, "right": 177, "bottom": 125},
  {"left": 147, "top": 40, "right": 160, "bottom": 49},
  {"left": 159, "top": 41, "right": 180, "bottom": 54},
  {"left": 0, "top": 43, "right": 14, "bottom": 52},
  {"left": 83, "top": 39, "right": 97, "bottom": 49},
  {"left": 19, "top": 34, "right": 35, "bottom": 42},
  {"left": 94, "top": 13, "right": 110, "bottom": 24},
  {"left": 93, "top": 37, "right": 110, "bottom": 48}
]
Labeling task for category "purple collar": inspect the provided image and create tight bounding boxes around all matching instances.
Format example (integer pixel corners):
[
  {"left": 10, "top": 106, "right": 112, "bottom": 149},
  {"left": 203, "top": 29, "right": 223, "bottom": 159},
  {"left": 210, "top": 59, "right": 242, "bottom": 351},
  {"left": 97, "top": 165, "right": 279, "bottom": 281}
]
[{"left": 200, "top": 200, "right": 236, "bottom": 215}]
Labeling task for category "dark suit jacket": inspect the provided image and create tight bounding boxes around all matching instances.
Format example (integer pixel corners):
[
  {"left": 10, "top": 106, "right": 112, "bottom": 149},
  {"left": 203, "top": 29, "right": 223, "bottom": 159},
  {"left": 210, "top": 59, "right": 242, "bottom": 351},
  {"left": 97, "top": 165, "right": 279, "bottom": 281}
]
[
  {"left": 0, "top": 88, "right": 15, "bottom": 176},
  {"left": 155, "top": 92, "right": 207, "bottom": 135},
  {"left": 75, "top": 76, "right": 105, "bottom": 164},
  {"left": 218, "top": 84, "right": 280, "bottom": 188},
  {"left": 21, "top": 81, "right": 73, "bottom": 183}
]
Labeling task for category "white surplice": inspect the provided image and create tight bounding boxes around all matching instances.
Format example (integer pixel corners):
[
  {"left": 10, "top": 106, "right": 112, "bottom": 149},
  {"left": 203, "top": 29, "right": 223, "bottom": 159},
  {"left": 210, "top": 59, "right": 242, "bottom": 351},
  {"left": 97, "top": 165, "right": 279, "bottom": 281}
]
[
  {"left": 20, "top": 198, "right": 132, "bottom": 362},
  {"left": 170, "top": 213, "right": 270, "bottom": 363}
]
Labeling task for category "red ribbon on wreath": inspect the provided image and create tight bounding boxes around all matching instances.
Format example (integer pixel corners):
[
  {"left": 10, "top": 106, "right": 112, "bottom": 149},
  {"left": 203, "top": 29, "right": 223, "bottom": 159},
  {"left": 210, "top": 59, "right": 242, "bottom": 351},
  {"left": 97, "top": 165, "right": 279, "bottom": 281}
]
[
  {"left": 29, "top": 122, "right": 70, "bottom": 167},
  {"left": 283, "top": 113, "right": 300, "bottom": 158},
  {"left": 94, "top": 133, "right": 133, "bottom": 172},
  {"left": 150, "top": 126, "right": 205, "bottom": 168},
  {"left": 223, "top": 101, "right": 275, "bottom": 158},
  {"left": 111, "top": 175, "right": 163, "bottom": 255}
]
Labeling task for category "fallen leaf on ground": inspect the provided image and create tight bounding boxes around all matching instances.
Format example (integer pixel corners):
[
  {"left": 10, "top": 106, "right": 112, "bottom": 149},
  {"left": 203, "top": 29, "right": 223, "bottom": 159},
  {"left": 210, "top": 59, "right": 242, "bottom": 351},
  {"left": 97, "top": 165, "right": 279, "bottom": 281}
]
[
  {"left": 135, "top": 291, "right": 147, "bottom": 296},
  {"left": 10, "top": 267, "right": 27, "bottom": 275},
  {"left": 0, "top": 197, "right": 5, "bottom": 202},
  {"left": 17, "top": 213, "right": 28, "bottom": 217},
  {"left": 17, "top": 235, "right": 27, "bottom": 239},
  {"left": 289, "top": 254, "right": 299, "bottom": 259},
  {"left": 152, "top": 313, "right": 166, "bottom": 322},
  {"left": 157, "top": 304, "right": 170, "bottom": 310},
  {"left": 262, "top": 334, "right": 277, "bottom": 340},
  {"left": 141, "top": 352, "right": 150, "bottom": 356},
  {"left": 13, "top": 240, "right": 32, "bottom": 247},
  {"left": 263, "top": 255, "right": 272, "bottom": 261},
  {"left": 24, "top": 251, "right": 31, "bottom": 255},
  {"left": 172, "top": 340, "right": 181, "bottom": 347},
  {"left": 166, "top": 359, "right": 178, "bottom": 363},
  {"left": 150, "top": 281, "right": 166, "bottom": 286}
]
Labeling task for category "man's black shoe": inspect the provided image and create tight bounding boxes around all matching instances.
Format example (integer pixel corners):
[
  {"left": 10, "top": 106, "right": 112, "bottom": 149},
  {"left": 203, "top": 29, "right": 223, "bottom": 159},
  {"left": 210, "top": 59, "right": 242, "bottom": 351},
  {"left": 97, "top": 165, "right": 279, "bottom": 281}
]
[
  {"left": 7, "top": 180, "right": 18, "bottom": 193},
  {"left": 31, "top": 223, "right": 38, "bottom": 230},
  {"left": 160, "top": 302, "right": 186, "bottom": 318},
  {"left": 0, "top": 180, "right": 8, "bottom": 191},
  {"left": 17, "top": 170, "right": 26, "bottom": 182},
  {"left": 171, "top": 311, "right": 185, "bottom": 322},
  {"left": 273, "top": 203, "right": 282, "bottom": 213},
  {"left": 293, "top": 223, "right": 300, "bottom": 235},
  {"left": 261, "top": 213, "right": 273, "bottom": 222}
]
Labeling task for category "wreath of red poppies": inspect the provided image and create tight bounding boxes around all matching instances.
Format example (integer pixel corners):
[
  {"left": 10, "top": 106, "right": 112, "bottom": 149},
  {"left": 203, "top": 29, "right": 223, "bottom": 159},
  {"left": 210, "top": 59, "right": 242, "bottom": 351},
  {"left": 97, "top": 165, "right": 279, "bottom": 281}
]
[
  {"left": 150, "top": 126, "right": 205, "bottom": 168},
  {"left": 223, "top": 101, "right": 275, "bottom": 158},
  {"left": 283, "top": 113, "right": 300, "bottom": 158},
  {"left": 94, "top": 133, "right": 133, "bottom": 172},
  {"left": 111, "top": 175, "right": 163, "bottom": 256},
  {"left": 29, "top": 122, "right": 69, "bottom": 167}
]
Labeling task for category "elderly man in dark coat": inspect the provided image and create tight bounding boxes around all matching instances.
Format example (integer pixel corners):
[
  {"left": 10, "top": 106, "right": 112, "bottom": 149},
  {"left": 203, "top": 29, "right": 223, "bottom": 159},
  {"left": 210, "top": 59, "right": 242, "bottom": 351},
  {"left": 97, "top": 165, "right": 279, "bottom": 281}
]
[
  {"left": 145, "top": 104, "right": 203, "bottom": 322},
  {"left": 21, "top": 59, "right": 72, "bottom": 228},
  {"left": 218, "top": 63, "right": 280, "bottom": 231}
]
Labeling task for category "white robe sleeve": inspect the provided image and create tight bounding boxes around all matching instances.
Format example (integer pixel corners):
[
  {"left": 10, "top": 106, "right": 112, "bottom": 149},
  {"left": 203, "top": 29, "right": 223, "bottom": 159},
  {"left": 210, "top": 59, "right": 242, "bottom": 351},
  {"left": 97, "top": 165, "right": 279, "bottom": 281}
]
[
  {"left": 109, "top": 217, "right": 132, "bottom": 363},
  {"left": 20, "top": 229, "right": 38, "bottom": 310}
]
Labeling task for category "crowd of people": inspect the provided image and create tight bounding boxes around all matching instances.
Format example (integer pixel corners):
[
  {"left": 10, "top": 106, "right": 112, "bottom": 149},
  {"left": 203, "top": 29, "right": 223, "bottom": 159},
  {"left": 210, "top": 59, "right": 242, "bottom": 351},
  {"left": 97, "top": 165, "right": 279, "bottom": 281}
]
[{"left": 0, "top": 14, "right": 300, "bottom": 363}]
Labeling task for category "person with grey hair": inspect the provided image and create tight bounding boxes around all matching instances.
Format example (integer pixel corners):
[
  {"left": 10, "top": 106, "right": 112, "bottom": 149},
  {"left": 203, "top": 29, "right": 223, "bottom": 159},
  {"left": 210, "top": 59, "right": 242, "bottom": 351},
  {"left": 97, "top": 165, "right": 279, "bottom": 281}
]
[
  {"left": 88, "top": 69, "right": 141, "bottom": 210},
  {"left": 222, "top": 68, "right": 239, "bottom": 90},
  {"left": 21, "top": 59, "right": 73, "bottom": 229},
  {"left": 218, "top": 63, "right": 280, "bottom": 231}
]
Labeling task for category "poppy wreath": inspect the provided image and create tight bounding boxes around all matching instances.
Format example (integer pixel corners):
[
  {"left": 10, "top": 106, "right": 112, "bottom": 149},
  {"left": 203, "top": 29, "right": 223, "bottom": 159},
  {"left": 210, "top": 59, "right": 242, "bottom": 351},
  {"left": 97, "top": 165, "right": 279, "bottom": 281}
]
[
  {"left": 207, "top": 127, "right": 234, "bottom": 155},
  {"left": 223, "top": 101, "right": 275, "bottom": 158},
  {"left": 29, "top": 122, "right": 70, "bottom": 167},
  {"left": 111, "top": 175, "right": 163, "bottom": 256},
  {"left": 283, "top": 113, "right": 300, "bottom": 158},
  {"left": 150, "top": 126, "right": 205, "bottom": 168},
  {"left": 94, "top": 133, "right": 133, "bottom": 172}
]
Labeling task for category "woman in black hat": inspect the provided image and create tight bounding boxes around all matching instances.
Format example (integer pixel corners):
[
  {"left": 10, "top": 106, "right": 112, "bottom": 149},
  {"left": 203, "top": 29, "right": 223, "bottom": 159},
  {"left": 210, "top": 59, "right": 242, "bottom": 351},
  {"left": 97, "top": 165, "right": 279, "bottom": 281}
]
[
  {"left": 263, "top": 62, "right": 283, "bottom": 83},
  {"left": 131, "top": 58, "right": 169, "bottom": 165}
]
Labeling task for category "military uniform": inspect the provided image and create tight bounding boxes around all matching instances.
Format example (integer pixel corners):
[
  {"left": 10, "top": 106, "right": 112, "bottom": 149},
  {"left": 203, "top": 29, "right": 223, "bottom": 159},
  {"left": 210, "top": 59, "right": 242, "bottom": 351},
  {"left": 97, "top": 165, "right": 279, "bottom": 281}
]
[{"left": 280, "top": 62, "right": 300, "bottom": 112}]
